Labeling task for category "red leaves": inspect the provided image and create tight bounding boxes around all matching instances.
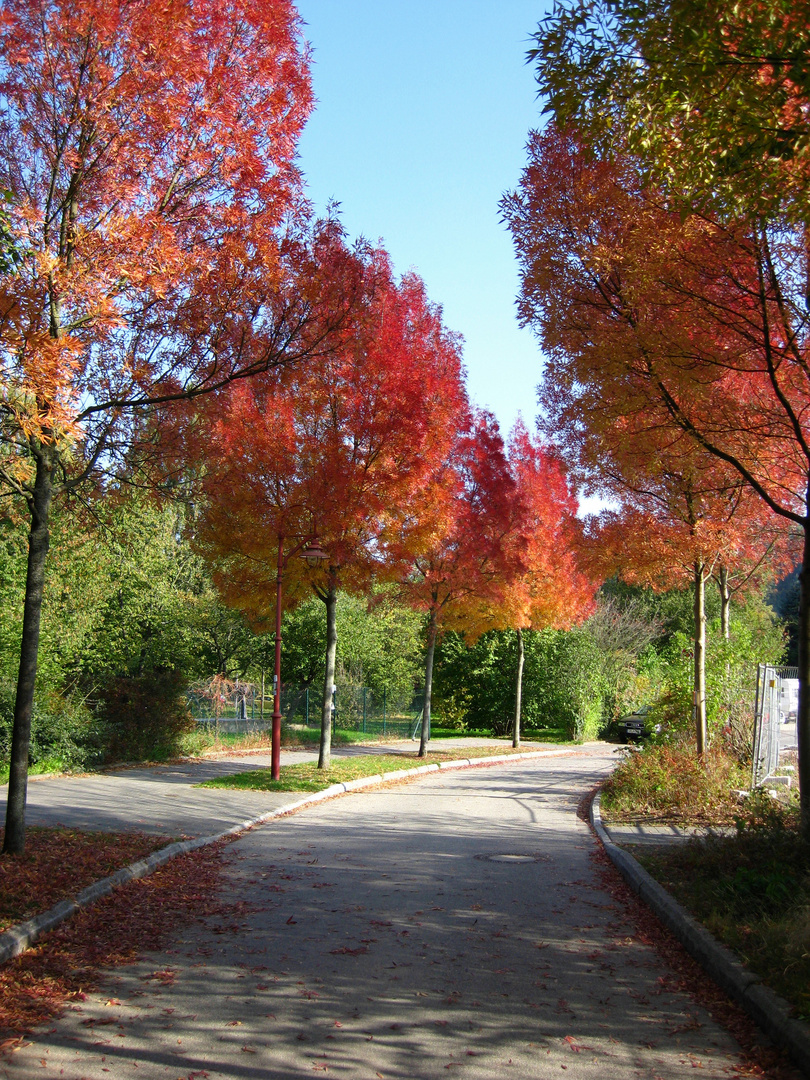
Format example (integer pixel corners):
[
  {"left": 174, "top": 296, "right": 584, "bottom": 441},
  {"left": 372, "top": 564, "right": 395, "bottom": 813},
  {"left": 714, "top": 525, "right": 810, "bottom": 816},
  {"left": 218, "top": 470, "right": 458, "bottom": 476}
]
[
  {"left": 142, "top": 969, "right": 177, "bottom": 986},
  {"left": 195, "top": 250, "right": 469, "bottom": 619},
  {"left": 496, "top": 419, "right": 596, "bottom": 633},
  {"left": 0, "top": 827, "right": 171, "bottom": 933},
  {"left": 0, "top": 836, "right": 229, "bottom": 1039},
  {"left": 2, "top": 0, "right": 314, "bottom": 441}
]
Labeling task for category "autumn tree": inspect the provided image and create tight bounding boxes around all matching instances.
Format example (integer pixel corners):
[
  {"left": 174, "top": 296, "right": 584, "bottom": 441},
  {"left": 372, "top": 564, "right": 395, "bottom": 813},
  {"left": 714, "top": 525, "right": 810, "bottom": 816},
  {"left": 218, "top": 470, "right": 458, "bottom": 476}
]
[
  {"left": 0, "top": 0, "right": 349, "bottom": 854},
  {"left": 386, "top": 410, "right": 521, "bottom": 756},
  {"left": 502, "top": 121, "right": 810, "bottom": 821},
  {"left": 195, "top": 255, "right": 468, "bottom": 769},
  {"left": 583, "top": 460, "right": 789, "bottom": 754},
  {"left": 480, "top": 420, "right": 594, "bottom": 747},
  {"left": 530, "top": 0, "right": 810, "bottom": 224},
  {"left": 523, "top": 0, "right": 810, "bottom": 831}
]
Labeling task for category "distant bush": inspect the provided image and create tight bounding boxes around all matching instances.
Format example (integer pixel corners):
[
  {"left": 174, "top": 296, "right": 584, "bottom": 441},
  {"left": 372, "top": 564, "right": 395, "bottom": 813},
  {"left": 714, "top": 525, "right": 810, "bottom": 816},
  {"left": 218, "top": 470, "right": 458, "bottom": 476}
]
[
  {"left": 99, "top": 669, "right": 193, "bottom": 763},
  {"left": 0, "top": 682, "right": 102, "bottom": 775}
]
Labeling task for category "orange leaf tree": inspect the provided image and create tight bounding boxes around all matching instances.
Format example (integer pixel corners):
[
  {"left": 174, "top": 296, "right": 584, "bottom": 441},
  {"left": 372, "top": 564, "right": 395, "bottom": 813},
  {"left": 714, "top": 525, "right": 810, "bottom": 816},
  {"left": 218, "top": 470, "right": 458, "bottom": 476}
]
[
  {"left": 495, "top": 420, "right": 595, "bottom": 747},
  {"left": 0, "top": 0, "right": 330, "bottom": 854},
  {"left": 582, "top": 458, "right": 791, "bottom": 753},
  {"left": 386, "top": 410, "right": 525, "bottom": 756},
  {"left": 503, "top": 126, "right": 807, "bottom": 777}
]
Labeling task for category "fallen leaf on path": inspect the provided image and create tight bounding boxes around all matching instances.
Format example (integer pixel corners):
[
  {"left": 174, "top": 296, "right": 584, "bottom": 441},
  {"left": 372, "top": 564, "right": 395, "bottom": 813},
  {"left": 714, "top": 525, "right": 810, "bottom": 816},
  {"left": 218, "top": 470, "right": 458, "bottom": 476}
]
[{"left": 144, "top": 969, "right": 177, "bottom": 986}]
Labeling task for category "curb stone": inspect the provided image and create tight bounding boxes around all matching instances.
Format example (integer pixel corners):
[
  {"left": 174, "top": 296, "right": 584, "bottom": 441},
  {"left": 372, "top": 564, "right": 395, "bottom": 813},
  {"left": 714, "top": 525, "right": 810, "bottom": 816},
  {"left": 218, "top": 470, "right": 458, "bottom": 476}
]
[
  {"left": 0, "top": 746, "right": 572, "bottom": 965},
  {"left": 591, "top": 792, "right": 810, "bottom": 1078}
]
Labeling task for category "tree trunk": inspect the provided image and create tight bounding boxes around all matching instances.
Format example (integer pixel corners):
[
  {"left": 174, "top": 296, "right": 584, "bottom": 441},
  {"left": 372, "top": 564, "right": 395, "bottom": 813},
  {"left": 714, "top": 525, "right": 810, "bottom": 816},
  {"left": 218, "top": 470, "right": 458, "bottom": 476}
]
[
  {"left": 798, "top": 521, "right": 810, "bottom": 839},
  {"left": 3, "top": 449, "right": 55, "bottom": 855},
  {"left": 317, "top": 583, "right": 338, "bottom": 770},
  {"left": 693, "top": 560, "right": 708, "bottom": 757},
  {"left": 718, "top": 564, "right": 730, "bottom": 641},
  {"left": 418, "top": 608, "right": 438, "bottom": 758},
  {"left": 513, "top": 627, "right": 525, "bottom": 749}
]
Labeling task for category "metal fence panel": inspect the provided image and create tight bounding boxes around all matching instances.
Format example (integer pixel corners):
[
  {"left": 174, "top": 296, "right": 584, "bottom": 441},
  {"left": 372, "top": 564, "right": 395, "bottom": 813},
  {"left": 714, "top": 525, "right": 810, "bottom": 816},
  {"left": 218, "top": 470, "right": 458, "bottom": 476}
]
[{"left": 752, "top": 664, "right": 798, "bottom": 787}]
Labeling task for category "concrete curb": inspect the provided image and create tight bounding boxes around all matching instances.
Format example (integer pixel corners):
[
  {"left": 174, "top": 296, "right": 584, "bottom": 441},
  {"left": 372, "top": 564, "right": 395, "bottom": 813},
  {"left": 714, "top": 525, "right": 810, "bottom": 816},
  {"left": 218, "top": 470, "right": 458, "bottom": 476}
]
[
  {"left": 0, "top": 746, "right": 571, "bottom": 965},
  {"left": 591, "top": 792, "right": 810, "bottom": 1078}
]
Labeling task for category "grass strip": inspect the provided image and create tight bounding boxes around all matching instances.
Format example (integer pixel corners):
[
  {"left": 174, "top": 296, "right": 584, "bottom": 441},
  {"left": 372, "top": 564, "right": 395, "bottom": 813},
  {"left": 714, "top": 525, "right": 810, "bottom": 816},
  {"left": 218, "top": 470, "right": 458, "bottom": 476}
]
[
  {"left": 635, "top": 815, "right": 810, "bottom": 1022},
  {"left": 0, "top": 827, "right": 175, "bottom": 933},
  {"left": 197, "top": 744, "right": 555, "bottom": 793}
]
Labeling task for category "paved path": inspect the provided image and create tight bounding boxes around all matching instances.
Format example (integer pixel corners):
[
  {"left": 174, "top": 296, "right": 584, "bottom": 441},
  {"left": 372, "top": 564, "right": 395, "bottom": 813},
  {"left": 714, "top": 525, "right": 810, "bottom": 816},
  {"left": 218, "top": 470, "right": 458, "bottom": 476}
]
[
  {"left": 12, "top": 749, "right": 321, "bottom": 837},
  {"left": 9, "top": 740, "right": 560, "bottom": 838},
  {"left": 1, "top": 748, "right": 753, "bottom": 1079},
  {"left": 603, "top": 822, "right": 734, "bottom": 846}
]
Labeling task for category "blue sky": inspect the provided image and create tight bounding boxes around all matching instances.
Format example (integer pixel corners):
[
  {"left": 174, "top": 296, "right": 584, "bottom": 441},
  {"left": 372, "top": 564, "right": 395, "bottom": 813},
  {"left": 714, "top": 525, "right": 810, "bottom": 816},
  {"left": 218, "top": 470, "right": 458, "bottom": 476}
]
[{"left": 294, "top": 0, "right": 550, "bottom": 440}]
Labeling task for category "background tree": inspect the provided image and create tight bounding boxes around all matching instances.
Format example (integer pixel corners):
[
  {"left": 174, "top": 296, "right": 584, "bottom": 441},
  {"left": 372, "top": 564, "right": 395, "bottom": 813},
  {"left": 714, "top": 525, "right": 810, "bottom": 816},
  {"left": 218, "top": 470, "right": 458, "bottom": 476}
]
[
  {"left": 474, "top": 419, "right": 594, "bottom": 747},
  {"left": 0, "top": 0, "right": 329, "bottom": 854},
  {"left": 387, "top": 410, "right": 519, "bottom": 755}
]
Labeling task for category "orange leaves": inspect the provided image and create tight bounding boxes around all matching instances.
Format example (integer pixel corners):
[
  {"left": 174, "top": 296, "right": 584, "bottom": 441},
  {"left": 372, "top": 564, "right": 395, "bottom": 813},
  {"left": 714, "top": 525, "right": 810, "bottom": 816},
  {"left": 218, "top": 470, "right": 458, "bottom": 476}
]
[
  {"left": 0, "top": 0, "right": 314, "bottom": 481},
  {"left": 390, "top": 409, "right": 532, "bottom": 641},
  {"left": 2, "top": 330, "right": 83, "bottom": 446},
  {"left": 504, "top": 125, "right": 809, "bottom": 529},
  {"left": 499, "top": 419, "right": 595, "bottom": 633}
]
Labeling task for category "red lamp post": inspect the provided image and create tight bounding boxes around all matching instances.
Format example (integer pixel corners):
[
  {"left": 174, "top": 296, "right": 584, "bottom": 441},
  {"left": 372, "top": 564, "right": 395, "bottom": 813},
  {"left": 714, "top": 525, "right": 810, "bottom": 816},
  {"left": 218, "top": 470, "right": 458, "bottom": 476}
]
[{"left": 271, "top": 534, "right": 329, "bottom": 780}]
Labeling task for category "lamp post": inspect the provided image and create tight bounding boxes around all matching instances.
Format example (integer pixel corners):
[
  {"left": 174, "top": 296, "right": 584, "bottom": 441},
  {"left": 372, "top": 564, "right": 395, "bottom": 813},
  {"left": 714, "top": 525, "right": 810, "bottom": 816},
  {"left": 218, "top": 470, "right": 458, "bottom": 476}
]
[{"left": 271, "top": 534, "right": 329, "bottom": 780}]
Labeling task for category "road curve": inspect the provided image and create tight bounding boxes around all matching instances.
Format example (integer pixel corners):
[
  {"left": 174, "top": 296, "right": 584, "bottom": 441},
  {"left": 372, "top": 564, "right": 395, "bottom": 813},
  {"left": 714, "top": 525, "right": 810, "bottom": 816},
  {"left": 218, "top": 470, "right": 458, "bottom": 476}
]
[{"left": 2, "top": 749, "right": 753, "bottom": 1079}]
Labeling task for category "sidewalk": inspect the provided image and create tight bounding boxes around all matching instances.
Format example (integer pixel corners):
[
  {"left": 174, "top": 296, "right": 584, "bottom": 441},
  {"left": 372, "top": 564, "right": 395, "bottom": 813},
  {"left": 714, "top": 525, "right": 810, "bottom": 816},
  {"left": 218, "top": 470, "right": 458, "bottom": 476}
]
[
  {"left": 603, "top": 821, "right": 734, "bottom": 846},
  {"left": 6, "top": 738, "right": 560, "bottom": 838}
]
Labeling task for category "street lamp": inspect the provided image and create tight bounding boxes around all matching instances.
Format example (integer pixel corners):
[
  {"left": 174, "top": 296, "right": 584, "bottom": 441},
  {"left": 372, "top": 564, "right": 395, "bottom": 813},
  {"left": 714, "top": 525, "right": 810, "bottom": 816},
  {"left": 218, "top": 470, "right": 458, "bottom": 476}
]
[
  {"left": 271, "top": 533, "right": 329, "bottom": 780},
  {"left": 300, "top": 540, "right": 330, "bottom": 567}
]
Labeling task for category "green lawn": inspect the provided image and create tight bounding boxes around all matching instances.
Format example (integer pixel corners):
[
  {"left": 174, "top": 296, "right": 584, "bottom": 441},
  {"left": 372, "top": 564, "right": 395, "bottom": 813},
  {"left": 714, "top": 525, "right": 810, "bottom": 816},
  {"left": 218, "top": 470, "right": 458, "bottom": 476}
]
[{"left": 197, "top": 743, "right": 551, "bottom": 793}]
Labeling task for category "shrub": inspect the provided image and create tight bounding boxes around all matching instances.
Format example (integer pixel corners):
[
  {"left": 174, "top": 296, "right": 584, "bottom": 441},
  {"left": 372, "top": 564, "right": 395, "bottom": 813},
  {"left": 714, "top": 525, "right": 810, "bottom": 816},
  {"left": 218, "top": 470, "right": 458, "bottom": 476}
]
[
  {"left": 638, "top": 791, "right": 809, "bottom": 1018},
  {"left": 98, "top": 668, "right": 193, "bottom": 763},
  {"left": 0, "top": 682, "right": 102, "bottom": 775},
  {"left": 601, "top": 742, "right": 749, "bottom": 824}
]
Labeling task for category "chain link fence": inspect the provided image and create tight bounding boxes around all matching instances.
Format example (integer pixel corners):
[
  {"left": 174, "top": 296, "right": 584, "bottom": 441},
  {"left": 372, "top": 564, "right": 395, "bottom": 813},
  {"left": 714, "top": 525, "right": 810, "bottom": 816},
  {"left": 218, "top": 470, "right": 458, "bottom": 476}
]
[
  {"left": 284, "top": 684, "right": 423, "bottom": 739},
  {"left": 188, "top": 676, "right": 423, "bottom": 739}
]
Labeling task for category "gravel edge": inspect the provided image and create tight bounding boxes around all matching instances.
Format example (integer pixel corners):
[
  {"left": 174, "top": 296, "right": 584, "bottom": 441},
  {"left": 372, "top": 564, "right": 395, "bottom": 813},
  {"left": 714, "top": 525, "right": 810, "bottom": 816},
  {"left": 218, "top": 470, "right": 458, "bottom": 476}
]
[
  {"left": 591, "top": 791, "right": 810, "bottom": 1078},
  {"left": 0, "top": 747, "right": 571, "bottom": 965}
]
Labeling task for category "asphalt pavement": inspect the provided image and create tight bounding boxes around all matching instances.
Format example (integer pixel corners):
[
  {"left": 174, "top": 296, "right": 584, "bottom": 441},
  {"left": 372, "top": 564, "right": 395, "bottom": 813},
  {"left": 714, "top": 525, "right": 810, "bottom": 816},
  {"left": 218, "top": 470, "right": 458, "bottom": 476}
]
[
  {"left": 0, "top": 745, "right": 759, "bottom": 1079},
  {"left": 11, "top": 739, "right": 549, "bottom": 838}
]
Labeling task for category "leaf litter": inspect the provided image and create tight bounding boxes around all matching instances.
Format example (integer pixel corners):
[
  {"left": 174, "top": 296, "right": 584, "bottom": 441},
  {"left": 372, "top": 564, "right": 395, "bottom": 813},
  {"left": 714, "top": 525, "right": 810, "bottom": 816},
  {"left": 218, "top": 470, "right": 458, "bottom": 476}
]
[
  {"left": 0, "top": 826, "right": 176, "bottom": 931},
  {"left": 0, "top": 834, "right": 231, "bottom": 1041}
]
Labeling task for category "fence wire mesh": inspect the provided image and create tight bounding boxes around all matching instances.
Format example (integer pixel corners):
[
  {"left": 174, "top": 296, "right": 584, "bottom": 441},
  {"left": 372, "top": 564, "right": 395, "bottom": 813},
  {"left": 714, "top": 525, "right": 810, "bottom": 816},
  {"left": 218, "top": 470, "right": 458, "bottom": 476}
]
[
  {"left": 188, "top": 676, "right": 423, "bottom": 739},
  {"left": 752, "top": 664, "right": 798, "bottom": 788}
]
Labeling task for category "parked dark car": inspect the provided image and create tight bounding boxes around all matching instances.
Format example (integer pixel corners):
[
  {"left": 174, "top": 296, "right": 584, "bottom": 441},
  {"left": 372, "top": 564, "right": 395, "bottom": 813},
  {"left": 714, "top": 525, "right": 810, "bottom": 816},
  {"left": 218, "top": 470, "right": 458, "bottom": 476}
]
[{"left": 617, "top": 704, "right": 656, "bottom": 742}]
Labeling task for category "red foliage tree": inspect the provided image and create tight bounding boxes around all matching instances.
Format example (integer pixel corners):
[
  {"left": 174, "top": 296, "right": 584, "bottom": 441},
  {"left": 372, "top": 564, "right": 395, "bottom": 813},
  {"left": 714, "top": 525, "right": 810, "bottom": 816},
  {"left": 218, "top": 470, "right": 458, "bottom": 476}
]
[
  {"left": 495, "top": 420, "right": 595, "bottom": 747},
  {"left": 0, "top": 0, "right": 323, "bottom": 854},
  {"left": 195, "top": 254, "right": 468, "bottom": 767},
  {"left": 386, "top": 410, "right": 524, "bottom": 755},
  {"left": 583, "top": 458, "right": 793, "bottom": 753}
]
